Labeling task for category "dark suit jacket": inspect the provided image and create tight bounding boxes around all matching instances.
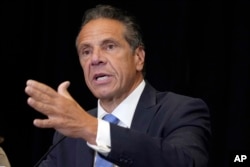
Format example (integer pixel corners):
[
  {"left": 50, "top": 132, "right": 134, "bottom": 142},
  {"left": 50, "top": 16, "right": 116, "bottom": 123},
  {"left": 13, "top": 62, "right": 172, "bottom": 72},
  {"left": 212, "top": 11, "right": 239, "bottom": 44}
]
[{"left": 38, "top": 82, "right": 211, "bottom": 167}]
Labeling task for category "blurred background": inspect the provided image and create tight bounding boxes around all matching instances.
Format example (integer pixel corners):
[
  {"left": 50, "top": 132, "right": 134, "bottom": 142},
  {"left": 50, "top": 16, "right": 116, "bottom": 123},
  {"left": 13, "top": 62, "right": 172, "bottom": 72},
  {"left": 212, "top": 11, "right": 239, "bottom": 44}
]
[{"left": 1, "top": 0, "right": 249, "bottom": 166}]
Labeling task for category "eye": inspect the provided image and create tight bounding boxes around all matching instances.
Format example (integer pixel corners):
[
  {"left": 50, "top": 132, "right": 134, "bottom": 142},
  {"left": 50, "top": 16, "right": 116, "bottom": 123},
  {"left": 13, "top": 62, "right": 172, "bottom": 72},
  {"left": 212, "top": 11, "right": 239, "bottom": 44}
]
[
  {"left": 106, "top": 43, "right": 115, "bottom": 50},
  {"left": 80, "top": 48, "right": 92, "bottom": 57}
]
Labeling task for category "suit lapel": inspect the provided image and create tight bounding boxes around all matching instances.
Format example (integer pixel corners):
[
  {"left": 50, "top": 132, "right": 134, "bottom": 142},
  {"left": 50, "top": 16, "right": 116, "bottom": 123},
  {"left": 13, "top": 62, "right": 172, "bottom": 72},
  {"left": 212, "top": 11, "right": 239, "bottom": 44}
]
[
  {"left": 130, "top": 82, "right": 160, "bottom": 133},
  {"left": 77, "top": 84, "right": 159, "bottom": 166}
]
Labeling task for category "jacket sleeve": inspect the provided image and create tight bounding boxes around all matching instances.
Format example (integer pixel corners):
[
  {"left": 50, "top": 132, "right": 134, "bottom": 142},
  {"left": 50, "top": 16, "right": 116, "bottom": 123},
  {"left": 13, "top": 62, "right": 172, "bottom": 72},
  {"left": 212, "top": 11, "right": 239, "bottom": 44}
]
[{"left": 107, "top": 96, "right": 211, "bottom": 167}]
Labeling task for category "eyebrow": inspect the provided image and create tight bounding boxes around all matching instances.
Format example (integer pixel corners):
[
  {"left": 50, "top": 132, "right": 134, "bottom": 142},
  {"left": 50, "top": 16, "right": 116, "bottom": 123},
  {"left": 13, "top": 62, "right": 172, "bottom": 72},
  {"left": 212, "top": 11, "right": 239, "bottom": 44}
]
[
  {"left": 101, "top": 38, "right": 119, "bottom": 45},
  {"left": 76, "top": 43, "right": 90, "bottom": 54},
  {"left": 78, "top": 37, "right": 119, "bottom": 48}
]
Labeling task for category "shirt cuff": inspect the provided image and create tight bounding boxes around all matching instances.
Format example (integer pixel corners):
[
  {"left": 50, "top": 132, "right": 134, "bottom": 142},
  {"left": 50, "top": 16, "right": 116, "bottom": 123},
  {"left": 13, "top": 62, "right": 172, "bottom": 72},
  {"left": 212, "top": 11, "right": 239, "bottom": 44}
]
[{"left": 87, "top": 118, "right": 111, "bottom": 155}]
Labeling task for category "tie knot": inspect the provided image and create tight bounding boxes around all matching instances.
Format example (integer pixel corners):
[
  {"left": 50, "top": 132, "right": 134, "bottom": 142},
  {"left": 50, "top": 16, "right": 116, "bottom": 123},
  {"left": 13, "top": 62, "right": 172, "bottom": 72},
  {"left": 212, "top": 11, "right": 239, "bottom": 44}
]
[{"left": 102, "top": 114, "right": 119, "bottom": 124}]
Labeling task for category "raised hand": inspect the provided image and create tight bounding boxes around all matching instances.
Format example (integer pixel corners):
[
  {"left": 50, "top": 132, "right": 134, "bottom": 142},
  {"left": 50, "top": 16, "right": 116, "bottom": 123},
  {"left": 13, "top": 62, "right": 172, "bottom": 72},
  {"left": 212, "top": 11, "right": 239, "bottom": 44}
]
[{"left": 25, "top": 79, "right": 97, "bottom": 144}]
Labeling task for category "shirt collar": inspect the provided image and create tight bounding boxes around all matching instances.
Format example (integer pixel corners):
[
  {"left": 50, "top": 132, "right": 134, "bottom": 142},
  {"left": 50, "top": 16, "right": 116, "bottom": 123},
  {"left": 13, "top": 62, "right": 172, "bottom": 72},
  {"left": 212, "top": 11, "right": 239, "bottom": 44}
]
[{"left": 98, "top": 80, "right": 145, "bottom": 128}]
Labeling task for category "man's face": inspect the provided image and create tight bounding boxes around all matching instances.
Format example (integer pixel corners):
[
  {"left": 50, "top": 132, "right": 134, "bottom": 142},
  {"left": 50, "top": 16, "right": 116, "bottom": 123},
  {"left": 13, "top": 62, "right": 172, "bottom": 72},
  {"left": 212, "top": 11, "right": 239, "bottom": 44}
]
[{"left": 76, "top": 18, "right": 144, "bottom": 103}]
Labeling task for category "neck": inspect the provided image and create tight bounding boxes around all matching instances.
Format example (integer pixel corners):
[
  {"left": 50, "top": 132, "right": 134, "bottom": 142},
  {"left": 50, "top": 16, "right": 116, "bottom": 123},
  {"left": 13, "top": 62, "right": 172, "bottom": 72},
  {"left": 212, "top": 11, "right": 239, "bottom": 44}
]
[{"left": 100, "top": 78, "right": 143, "bottom": 112}]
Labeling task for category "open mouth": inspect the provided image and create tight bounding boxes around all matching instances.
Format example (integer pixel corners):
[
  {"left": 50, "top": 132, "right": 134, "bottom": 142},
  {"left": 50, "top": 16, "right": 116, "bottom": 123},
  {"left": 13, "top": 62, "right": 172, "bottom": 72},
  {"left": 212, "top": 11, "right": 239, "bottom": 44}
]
[{"left": 94, "top": 73, "right": 110, "bottom": 81}]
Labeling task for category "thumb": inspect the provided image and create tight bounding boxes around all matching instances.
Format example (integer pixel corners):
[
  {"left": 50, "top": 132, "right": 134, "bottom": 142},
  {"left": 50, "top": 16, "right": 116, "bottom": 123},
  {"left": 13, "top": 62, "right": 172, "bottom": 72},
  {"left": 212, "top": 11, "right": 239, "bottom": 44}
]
[{"left": 57, "top": 81, "right": 73, "bottom": 100}]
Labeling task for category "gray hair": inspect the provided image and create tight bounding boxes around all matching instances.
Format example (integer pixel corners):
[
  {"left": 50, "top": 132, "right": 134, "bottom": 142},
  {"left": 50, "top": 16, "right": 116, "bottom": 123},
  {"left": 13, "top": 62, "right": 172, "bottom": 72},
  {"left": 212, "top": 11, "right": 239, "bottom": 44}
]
[{"left": 79, "top": 4, "right": 145, "bottom": 51}]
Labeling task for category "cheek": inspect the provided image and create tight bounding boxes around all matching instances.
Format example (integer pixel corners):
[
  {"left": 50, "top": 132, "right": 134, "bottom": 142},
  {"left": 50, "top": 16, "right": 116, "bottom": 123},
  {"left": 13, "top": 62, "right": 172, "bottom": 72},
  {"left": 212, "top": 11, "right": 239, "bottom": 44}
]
[
  {"left": 79, "top": 61, "right": 89, "bottom": 78},
  {"left": 118, "top": 62, "right": 136, "bottom": 78},
  {"left": 79, "top": 59, "right": 88, "bottom": 70},
  {"left": 112, "top": 60, "right": 128, "bottom": 74}
]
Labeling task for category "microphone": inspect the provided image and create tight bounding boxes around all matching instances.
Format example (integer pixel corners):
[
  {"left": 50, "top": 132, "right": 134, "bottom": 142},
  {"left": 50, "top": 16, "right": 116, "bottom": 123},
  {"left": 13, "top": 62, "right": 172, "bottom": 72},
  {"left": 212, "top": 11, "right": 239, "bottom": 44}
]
[{"left": 33, "top": 135, "right": 66, "bottom": 167}]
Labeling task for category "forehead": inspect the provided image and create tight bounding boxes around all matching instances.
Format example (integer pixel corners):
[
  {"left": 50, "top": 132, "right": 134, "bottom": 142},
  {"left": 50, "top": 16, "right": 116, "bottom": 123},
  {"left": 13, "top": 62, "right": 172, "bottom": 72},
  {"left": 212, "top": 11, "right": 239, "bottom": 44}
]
[{"left": 76, "top": 18, "right": 126, "bottom": 46}]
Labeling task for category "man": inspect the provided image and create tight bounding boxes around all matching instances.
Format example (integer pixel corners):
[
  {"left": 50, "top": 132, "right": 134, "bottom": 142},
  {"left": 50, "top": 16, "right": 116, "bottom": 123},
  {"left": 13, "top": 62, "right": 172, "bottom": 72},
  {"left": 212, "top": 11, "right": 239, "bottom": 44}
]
[
  {"left": 25, "top": 4, "right": 211, "bottom": 167},
  {"left": 0, "top": 136, "right": 11, "bottom": 167}
]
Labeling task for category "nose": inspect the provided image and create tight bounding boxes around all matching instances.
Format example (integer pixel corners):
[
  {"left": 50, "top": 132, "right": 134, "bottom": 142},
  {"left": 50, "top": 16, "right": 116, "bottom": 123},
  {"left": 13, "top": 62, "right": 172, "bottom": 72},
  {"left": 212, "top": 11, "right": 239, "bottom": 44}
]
[{"left": 91, "top": 48, "right": 105, "bottom": 66}]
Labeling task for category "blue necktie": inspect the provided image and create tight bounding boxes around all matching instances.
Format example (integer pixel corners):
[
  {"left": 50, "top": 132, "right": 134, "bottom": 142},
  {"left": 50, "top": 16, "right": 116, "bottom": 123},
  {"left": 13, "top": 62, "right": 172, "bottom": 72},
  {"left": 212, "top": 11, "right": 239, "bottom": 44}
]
[{"left": 95, "top": 114, "right": 119, "bottom": 167}]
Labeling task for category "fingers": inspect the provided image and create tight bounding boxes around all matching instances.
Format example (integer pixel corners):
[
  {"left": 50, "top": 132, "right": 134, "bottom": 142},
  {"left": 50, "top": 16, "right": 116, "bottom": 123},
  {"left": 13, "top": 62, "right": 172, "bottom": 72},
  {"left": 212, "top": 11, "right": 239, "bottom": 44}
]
[
  {"left": 25, "top": 79, "right": 56, "bottom": 97},
  {"left": 27, "top": 97, "right": 53, "bottom": 115},
  {"left": 33, "top": 118, "right": 54, "bottom": 128},
  {"left": 57, "top": 81, "right": 74, "bottom": 100},
  {"left": 25, "top": 79, "right": 88, "bottom": 137},
  {"left": 25, "top": 79, "right": 65, "bottom": 115},
  {"left": 25, "top": 80, "right": 58, "bottom": 112},
  {"left": 25, "top": 86, "right": 52, "bottom": 103}
]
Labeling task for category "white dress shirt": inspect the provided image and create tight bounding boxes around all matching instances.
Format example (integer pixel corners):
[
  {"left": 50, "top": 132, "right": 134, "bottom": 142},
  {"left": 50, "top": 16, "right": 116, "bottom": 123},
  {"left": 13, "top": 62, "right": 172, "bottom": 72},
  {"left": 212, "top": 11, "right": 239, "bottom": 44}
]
[{"left": 87, "top": 80, "right": 145, "bottom": 166}]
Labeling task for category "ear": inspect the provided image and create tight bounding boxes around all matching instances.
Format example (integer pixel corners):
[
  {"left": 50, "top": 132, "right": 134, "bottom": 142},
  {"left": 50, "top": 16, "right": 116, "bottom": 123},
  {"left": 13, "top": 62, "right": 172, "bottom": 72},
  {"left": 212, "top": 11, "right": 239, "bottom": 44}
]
[{"left": 134, "top": 46, "right": 145, "bottom": 71}]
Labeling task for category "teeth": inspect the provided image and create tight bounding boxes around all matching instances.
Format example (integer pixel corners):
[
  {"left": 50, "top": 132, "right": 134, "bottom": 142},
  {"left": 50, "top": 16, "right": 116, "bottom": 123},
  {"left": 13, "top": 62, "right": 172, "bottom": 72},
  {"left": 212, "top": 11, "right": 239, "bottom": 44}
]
[{"left": 97, "top": 76, "right": 108, "bottom": 81}]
